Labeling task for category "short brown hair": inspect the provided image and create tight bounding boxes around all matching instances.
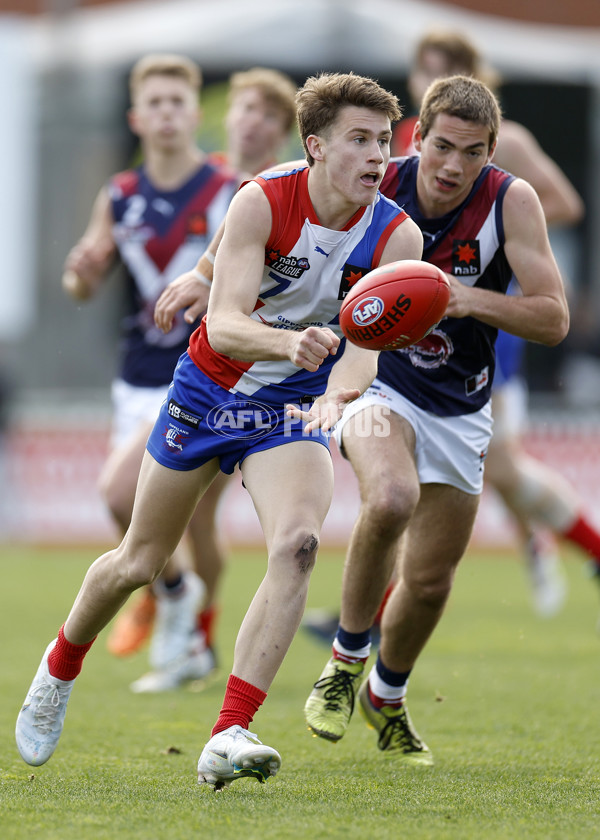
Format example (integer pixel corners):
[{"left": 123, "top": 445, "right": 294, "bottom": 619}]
[
  {"left": 419, "top": 75, "right": 501, "bottom": 151},
  {"left": 228, "top": 67, "right": 297, "bottom": 133},
  {"left": 297, "top": 72, "right": 402, "bottom": 165},
  {"left": 129, "top": 54, "right": 202, "bottom": 103},
  {"left": 415, "top": 29, "right": 501, "bottom": 91}
]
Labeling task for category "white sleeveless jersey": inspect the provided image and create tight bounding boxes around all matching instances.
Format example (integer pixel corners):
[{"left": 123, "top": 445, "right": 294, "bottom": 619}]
[{"left": 189, "top": 167, "right": 409, "bottom": 405}]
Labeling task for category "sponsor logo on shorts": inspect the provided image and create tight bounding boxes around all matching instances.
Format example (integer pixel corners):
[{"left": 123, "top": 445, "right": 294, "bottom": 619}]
[
  {"left": 168, "top": 400, "right": 201, "bottom": 429},
  {"left": 207, "top": 399, "right": 280, "bottom": 440},
  {"left": 162, "top": 425, "right": 188, "bottom": 452}
]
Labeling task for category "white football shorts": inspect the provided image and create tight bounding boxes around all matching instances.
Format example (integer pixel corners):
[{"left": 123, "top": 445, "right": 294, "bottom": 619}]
[
  {"left": 490, "top": 375, "right": 528, "bottom": 442},
  {"left": 333, "top": 379, "right": 493, "bottom": 495},
  {"left": 110, "top": 378, "right": 169, "bottom": 449}
]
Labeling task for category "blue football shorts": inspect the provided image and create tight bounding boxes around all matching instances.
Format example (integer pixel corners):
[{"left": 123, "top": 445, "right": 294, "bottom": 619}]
[{"left": 146, "top": 352, "right": 330, "bottom": 474}]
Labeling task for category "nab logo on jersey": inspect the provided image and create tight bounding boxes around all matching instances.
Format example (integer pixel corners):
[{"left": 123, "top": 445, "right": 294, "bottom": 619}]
[
  {"left": 338, "top": 264, "right": 367, "bottom": 300},
  {"left": 452, "top": 239, "right": 480, "bottom": 276},
  {"left": 351, "top": 296, "right": 385, "bottom": 326},
  {"left": 188, "top": 214, "right": 208, "bottom": 237}
]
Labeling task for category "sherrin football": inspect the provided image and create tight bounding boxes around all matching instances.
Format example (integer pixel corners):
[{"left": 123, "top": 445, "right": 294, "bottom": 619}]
[{"left": 339, "top": 260, "right": 451, "bottom": 351}]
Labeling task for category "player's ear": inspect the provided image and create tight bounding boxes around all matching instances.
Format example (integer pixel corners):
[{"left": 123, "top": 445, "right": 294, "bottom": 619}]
[
  {"left": 306, "top": 134, "right": 324, "bottom": 162},
  {"left": 487, "top": 139, "right": 497, "bottom": 163},
  {"left": 412, "top": 120, "right": 423, "bottom": 153},
  {"left": 127, "top": 107, "right": 141, "bottom": 137}
]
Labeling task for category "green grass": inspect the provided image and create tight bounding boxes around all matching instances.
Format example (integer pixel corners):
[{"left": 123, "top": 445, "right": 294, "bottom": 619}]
[{"left": 2, "top": 543, "right": 600, "bottom": 839}]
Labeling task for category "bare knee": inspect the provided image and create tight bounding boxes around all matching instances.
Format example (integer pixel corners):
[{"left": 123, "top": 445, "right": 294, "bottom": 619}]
[
  {"left": 111, "top": 541, "right": 168, "bottom": 592},
  {"left": 272, "top": 529, "right": 320, "bottom": 576},
  {"left": 404, "top": 565, "right": 455, "bottom": 610},
  {"left": 361, "top": 481, "right": 420, "bottom": 542}
]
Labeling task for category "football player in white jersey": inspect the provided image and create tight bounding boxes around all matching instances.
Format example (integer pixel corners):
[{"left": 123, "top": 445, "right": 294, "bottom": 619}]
[
  {"left": 17, "top": 71, "right": 423, "bottom": 789},
  {"left": 62, "top": 58, "right": 298, "bottom": 693}
]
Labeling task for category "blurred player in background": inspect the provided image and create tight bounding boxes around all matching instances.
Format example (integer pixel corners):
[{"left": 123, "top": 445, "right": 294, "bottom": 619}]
[
  {"left": 95, "top": 62, "right": 296, "bottom": 692},
  {"left": 17, "top": 71, "right": 423, "bottom": 787},
  {"left": 303, "top": 74, "right": 570, "bottom": 765}
]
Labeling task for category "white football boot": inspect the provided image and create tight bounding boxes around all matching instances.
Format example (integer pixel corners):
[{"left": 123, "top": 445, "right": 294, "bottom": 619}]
[{"left": 16, "top": 640, "right": 75, "bottom": 766}]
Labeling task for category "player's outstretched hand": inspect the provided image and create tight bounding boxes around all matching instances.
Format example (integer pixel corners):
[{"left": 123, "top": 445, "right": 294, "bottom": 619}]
[
  {"left": 288, "top": 326, "right": 340, "bottom": 372},
  {"left": 62, "top": 238, "right": 114, "bottom": 300},
  {"left": 154, "top": 271, "right": 210, "bottom": 333},
  {"left": 286, "top": 387, "right": 361, "bottom": 433}
]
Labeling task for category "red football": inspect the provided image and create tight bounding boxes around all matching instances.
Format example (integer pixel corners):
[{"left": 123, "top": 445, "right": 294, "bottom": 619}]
[{"left": 339, "top": 260, "right": 450, "bottom": 351}]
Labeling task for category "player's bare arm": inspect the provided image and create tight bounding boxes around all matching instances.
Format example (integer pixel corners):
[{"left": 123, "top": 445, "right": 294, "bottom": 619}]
[
  {"left": 444, "top": 179, "right": 569, "bottom": 346},
  {"left": 494, "top": 120, "right": 584, "bottom": 227},
  {"left": 207, "top": 182, "right": 339, "bottom": 368},
  {"left": 62, "top": 187, "right": 116, "bottom": 301}
]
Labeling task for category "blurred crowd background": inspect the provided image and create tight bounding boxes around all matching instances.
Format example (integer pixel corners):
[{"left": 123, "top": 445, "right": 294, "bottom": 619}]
[{"left": 1, "top": 0, "right": 599, "bottom": 545}]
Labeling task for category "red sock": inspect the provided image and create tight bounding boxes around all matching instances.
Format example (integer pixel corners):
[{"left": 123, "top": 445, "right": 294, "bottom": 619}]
[
  {"left": 367, "top": 683, "right": 404, "bottom": 709},
  {"left": 47, "top": 625, "right": 96, "bottom": 681},
  {"left": 211, "top": 675, "right": 266, "bottom": 736},
  {"left": 197, "top": 605, "right": 218, "bottom": 649},
  {"left": 373, "top": 583, "right": 394, "bottom": 626},
  {"left": 563, "top": 515, "right": 600, "bottom": 566}
]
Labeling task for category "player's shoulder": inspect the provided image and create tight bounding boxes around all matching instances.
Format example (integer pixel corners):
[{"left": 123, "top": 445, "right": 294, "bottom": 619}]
[
  {"left": 496, "top": 119, "right": 539, "bottom": 158},
  {"left": 108, "top": 168, "right": 140, "bottom": 198}
]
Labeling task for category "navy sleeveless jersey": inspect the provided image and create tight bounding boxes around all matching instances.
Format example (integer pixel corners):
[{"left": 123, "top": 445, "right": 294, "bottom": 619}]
[
  {"left": 379, "top": 156, "right": 515, "bottom": 416},
  {"left": 109, "top": 161, "right": 238, "bottom": 387}
]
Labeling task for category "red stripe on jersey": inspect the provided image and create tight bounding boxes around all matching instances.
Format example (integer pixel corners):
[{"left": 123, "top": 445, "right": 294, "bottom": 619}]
[
  {"left": 258, "top": 167, "right": 367, "bottom": 255},
  {"left": 428, "top": 168, "right": 510, "bottom": 273},
  {"left": 259, "top": 168, "right": 315, "bottom": 255},
  {"left": 188, "top": 318, "right": 253, "bottom": 391},
  {"left": 147, "top": 168, "right": 236, "bottom": 273},
  {"left": 112, "top": 169, "right": 140, "bottom": 197},
  {"left": 371, "top": 210, "right": 409, "bottom": 268}
]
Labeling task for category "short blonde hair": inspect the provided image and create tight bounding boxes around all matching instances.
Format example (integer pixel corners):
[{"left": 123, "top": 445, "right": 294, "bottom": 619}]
[
  {"left": 129, "top": 54, "right": 202, "bottom": 103},
  {"left": 228, "top": 67, "right": 297, "bottom": 133}
]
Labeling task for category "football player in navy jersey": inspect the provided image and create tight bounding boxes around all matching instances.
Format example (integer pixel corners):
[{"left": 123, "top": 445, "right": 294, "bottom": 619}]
[
  {"left": 391, "top": 28, "right": 598, "bottom": 616},
  {"left": 17, "top": 71, "right": 423, "bottom": 788},
  {"left": 302, "top": 75, "right": 569, "bottom": 764}
]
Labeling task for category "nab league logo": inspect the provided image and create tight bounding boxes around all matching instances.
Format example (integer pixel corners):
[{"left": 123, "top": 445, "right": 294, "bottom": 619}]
[
  {"left": 352, "top": 296, "right": 385, "bottom": 327},
  {"left": 266, "top": 250, "right": 310, "bottom": 279}
]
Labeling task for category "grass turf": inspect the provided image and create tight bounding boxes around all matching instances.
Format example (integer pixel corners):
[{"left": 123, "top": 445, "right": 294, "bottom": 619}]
[{"left": 1, "top": 543, "right": 600, "bottom": 839}]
